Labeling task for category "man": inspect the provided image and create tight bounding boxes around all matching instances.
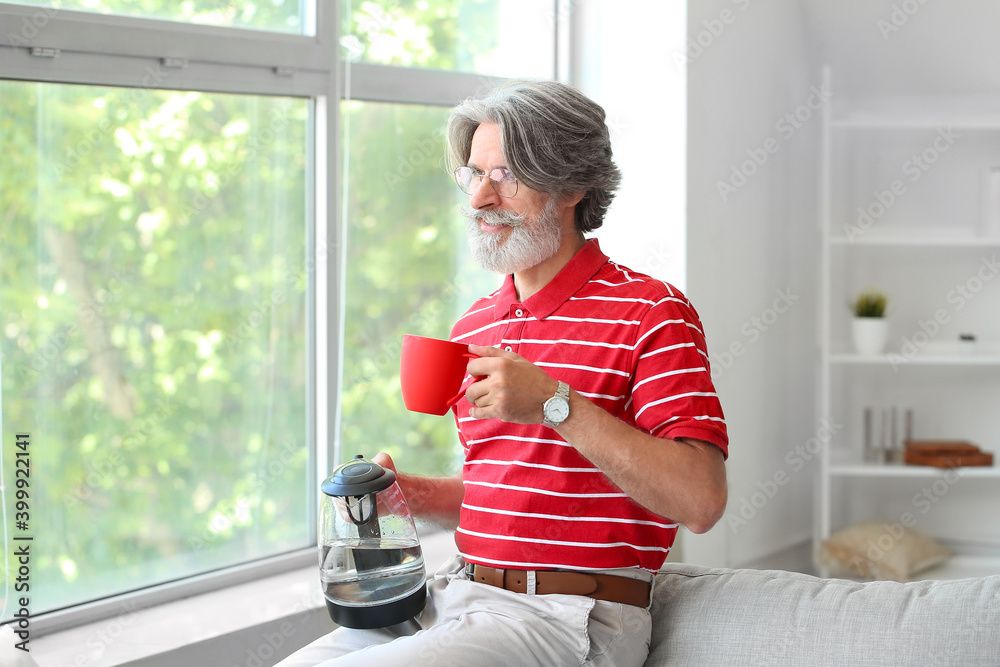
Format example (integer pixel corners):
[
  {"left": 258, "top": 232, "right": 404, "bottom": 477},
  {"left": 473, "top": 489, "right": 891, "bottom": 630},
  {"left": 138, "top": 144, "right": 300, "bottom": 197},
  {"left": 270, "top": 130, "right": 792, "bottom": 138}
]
[{"left": 280, "top": 80, "right": 728, "bottom": 666}]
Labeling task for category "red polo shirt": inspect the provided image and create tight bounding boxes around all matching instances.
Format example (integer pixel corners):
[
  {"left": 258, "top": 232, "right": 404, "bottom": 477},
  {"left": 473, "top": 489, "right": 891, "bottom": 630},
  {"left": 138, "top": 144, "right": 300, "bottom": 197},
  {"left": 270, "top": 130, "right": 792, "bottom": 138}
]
[{"left": 449, "top": 239, "right": 728, "bottom": 572}]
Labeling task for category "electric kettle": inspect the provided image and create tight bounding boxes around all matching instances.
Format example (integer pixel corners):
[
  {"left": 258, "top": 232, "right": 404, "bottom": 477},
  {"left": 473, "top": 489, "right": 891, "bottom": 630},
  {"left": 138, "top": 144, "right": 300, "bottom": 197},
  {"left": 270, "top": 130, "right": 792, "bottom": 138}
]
[{"left": 319, "top": 455, "right": 426, "bottom": 628}]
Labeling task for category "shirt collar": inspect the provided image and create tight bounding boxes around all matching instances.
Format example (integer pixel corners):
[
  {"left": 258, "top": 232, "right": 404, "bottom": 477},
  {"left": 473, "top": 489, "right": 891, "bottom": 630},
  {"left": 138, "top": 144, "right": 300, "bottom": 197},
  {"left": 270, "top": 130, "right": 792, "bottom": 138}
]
[{"left": 492, "top": 238, "right": 608, "bottom": 321}]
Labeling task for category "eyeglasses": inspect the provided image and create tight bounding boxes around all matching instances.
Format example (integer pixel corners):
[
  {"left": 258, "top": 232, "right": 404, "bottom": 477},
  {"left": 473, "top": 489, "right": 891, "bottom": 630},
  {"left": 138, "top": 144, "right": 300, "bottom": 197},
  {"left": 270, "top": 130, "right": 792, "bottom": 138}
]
[{"left": 453, "top": 166, "right": 518, "bottom": 198}]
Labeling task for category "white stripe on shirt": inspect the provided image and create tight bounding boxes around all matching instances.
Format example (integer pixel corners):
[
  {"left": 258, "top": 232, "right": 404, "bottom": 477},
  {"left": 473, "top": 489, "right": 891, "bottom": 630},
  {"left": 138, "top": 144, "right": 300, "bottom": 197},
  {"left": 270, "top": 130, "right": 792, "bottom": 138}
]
[
  {"left": 632, "top": 366, "right": 708, "bottom": 391},
  {"left": 465, "top": 434, "right": 570, "bottom": 447},
  {"left": 465, "top": 458, "right": 599, "bottom": 473},
  {"left": 535, "top": 361, "right": 632, "bottom": 377},
  {"left": 457, "top": 526, "right": 672, "bottom": 552},
  {"left": 569, "top": 295, "right": 658, "bottom": 305},
  {"left": 633, "top": 391, "right": 719, "bottom": 419},
  {"left": 464, "top": 480, "right": 628, "bottom": 499},
  {"left": 462, "top": 502, "right": 678, "bottom": 529}
]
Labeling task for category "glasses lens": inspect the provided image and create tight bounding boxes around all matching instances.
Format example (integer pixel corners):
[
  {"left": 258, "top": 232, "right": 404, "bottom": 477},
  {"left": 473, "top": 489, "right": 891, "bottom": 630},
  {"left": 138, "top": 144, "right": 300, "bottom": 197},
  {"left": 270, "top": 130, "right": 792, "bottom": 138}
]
[
  {"left": 454, "top": 166, "right": 476, "bottom": 194},
  {"left": 490, "top": 168, "right": 517, "bottom": 198}
]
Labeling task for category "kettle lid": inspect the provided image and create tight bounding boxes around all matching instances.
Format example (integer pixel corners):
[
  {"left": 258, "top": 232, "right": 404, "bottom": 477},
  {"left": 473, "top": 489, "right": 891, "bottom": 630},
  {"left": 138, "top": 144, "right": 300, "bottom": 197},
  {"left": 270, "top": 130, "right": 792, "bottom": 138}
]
[{"left": 322, "top": 454, "right": 396, "bottom": 497}]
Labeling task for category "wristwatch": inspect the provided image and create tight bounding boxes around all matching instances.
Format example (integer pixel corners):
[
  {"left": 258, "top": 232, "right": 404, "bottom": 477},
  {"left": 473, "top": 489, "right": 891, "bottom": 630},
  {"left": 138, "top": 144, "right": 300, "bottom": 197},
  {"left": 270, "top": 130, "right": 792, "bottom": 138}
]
[{"left": 542, "top": 381, "right": 571, "bottom": 428}]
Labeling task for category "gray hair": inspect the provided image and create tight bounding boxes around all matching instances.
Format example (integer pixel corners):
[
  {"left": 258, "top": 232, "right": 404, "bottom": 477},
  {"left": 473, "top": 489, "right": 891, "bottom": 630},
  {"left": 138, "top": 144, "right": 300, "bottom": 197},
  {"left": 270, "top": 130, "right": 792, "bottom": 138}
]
[{"left": 446, "top": 80, "right": 621, "bottom": 233}]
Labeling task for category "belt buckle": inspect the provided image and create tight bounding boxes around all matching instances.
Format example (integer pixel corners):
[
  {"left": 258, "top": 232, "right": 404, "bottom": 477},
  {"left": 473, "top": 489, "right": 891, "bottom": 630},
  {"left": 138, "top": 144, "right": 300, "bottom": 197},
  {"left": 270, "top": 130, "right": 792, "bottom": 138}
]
[{"left": 465, "top": 562, "right": 476, "bottom": 579}]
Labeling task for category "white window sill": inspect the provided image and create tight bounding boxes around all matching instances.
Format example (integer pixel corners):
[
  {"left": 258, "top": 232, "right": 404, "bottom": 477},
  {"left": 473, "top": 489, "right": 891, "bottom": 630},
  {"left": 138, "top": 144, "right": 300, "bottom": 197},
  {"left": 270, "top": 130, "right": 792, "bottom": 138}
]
[{"left": 30, "top": 531, "right": 457, "bottom": 666}]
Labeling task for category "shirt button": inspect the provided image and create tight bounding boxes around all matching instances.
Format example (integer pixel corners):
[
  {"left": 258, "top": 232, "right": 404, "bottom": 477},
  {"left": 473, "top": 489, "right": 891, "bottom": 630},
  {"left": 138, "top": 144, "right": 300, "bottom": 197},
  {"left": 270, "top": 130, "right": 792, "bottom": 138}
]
[
  {"left": 504, "top": 346, "right": 513, "bottom": 352},
  {"left": 515, "top": 309, "right": 524, "bottom": 317}
]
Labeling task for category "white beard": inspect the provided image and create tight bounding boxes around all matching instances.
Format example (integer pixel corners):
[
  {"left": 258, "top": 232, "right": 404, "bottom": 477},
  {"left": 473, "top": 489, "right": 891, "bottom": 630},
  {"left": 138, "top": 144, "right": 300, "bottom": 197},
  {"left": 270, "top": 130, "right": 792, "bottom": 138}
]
[{"left": 462, "top": 198, "right": 563, "bottom": 275}]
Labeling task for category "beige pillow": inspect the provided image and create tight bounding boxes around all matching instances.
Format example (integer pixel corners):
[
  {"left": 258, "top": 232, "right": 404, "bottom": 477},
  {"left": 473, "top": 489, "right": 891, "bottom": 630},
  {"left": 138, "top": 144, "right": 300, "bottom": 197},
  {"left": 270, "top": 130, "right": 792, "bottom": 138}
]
[{"left": 818, "top": 521, "right": 951, "bottom": 582}]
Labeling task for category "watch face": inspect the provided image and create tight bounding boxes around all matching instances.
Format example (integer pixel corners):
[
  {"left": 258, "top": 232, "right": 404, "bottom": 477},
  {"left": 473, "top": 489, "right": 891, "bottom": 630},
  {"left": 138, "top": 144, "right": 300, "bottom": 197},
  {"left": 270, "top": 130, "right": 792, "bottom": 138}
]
[{"left": 546, "top": 398, "right": 570, "bottom": 423}]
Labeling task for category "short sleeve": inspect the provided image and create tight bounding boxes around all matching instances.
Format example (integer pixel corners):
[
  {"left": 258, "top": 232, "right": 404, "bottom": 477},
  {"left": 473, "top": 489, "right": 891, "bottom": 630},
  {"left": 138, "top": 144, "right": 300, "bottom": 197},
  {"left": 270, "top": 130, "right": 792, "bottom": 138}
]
[{"left": 629, "top": 290, "right": 729, "bottom": 457}]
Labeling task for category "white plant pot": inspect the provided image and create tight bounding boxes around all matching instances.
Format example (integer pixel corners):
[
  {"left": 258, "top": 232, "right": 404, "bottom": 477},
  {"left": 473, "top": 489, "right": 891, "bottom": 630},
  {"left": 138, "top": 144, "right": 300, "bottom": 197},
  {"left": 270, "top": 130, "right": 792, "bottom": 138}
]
[{"left": 852, "top": 318, "right": 888, "bottom": 355}]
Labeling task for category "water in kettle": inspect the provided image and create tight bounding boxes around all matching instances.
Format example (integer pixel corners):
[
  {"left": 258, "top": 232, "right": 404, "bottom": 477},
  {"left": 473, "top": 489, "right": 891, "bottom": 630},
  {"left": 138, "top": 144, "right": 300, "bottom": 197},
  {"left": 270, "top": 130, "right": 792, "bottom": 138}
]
[{"left": 321, "top": 538, "right": 425, "bottom": 607}]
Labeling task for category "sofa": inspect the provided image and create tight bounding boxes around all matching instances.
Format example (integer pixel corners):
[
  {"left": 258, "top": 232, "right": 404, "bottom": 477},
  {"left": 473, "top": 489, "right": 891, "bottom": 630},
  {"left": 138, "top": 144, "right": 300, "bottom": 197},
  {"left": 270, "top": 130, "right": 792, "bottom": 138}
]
[
  {"left": 645, "top": 563, "right": 1000, "bottom": 666},
  {"left": 8, "top": 563, "right": 995, "bottom": 666}
]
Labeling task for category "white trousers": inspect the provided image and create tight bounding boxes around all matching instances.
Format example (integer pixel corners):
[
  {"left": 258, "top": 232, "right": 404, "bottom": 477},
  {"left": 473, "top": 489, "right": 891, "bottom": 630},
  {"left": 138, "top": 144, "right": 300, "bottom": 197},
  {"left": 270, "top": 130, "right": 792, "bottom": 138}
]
[{"left": 277, "top": 555, "right": 652, "bottom": 667}]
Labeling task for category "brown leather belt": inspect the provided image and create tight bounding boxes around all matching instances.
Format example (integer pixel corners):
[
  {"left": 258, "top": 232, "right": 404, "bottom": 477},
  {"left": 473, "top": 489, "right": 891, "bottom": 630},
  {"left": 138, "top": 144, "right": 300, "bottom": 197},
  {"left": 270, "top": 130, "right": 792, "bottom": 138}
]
[{"left": 466, "top": 564, "right": 651, "bottom": 607}]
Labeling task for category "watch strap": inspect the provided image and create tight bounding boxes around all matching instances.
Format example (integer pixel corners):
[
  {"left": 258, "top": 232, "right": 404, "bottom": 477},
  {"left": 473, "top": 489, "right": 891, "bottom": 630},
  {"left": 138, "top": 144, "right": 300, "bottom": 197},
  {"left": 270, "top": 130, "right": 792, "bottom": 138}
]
[{"left": 555, "top": 380, "right": 569, "bottom": 402}]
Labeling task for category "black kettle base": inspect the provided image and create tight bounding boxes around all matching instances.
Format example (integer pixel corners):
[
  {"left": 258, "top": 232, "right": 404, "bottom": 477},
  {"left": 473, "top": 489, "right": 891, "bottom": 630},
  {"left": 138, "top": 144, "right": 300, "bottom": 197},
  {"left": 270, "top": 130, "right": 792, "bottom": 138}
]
[{"left": 326, "top": 584, "right": 427, "bottom": 629}]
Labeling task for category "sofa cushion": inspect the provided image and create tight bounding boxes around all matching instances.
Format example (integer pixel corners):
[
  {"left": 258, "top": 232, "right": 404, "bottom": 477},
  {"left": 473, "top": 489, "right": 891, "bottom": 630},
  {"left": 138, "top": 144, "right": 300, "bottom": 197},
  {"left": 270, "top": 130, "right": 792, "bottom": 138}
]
[{"left": 645, "top": 563, "right": 1000, "bottom": 666}]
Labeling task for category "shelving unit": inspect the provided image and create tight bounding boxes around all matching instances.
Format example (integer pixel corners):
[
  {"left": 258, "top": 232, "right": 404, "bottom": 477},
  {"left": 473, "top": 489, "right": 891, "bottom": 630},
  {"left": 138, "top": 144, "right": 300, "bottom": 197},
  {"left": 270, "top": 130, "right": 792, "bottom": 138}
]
[{"left": 816, "top": 67, "right": 1000, "bottom": 580}]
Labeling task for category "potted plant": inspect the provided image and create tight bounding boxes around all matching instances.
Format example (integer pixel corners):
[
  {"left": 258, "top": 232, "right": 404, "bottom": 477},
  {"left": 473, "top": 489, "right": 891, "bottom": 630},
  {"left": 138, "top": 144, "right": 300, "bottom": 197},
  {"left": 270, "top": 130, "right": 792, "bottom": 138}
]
[{"left": 851, "top": 290, "right": 888, "bottom": 355}]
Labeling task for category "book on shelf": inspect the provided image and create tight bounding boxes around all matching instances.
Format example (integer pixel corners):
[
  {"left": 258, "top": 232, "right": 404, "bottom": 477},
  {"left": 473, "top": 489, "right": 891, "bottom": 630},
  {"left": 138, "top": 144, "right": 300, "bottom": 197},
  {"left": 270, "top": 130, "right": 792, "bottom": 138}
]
[{"left": 903, "top": 440, "right": 994, "bottom": 468}]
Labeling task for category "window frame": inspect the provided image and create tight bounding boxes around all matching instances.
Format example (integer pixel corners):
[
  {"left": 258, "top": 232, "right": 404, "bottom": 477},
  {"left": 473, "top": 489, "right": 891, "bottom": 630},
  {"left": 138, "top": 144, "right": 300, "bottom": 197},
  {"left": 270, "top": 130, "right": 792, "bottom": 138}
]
[{"left": 0, "top": 0, "right": 563, "bottom": 637}]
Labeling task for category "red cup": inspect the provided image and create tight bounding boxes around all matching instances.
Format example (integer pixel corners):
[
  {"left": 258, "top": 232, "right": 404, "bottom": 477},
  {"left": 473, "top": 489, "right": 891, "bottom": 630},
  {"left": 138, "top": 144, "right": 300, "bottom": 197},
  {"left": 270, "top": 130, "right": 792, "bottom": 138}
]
[{"left": 400, "top": 335, "right": 478, "bottom": 416}]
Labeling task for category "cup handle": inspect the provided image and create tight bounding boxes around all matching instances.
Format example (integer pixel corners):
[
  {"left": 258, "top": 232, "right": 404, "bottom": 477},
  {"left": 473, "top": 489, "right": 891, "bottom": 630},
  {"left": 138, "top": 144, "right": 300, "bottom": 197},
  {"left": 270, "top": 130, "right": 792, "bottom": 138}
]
[{"left": 445, "top": 353, "right": 480, "bottom": 409}]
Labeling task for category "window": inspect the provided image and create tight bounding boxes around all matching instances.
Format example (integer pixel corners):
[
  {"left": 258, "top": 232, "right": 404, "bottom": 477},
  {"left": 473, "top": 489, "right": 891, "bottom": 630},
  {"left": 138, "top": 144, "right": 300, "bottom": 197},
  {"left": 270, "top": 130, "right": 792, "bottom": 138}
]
[
  {"left": 1, "top": 80, "right": 311, "bottom": 613},
  {"left": 342, "top": 0, "right": 556, "bottom": 77},
  {"left": 339, "top": 100, "right": 498, "bottom": 477},
  {"left": 10, "top": 0, "right": 311, "bottom": 33},
  {"left": 336, "top": 0, "right": 558, "bottom": 477},
  {"left": 0, "top": 0, "right": 559, "bottom": 634}
]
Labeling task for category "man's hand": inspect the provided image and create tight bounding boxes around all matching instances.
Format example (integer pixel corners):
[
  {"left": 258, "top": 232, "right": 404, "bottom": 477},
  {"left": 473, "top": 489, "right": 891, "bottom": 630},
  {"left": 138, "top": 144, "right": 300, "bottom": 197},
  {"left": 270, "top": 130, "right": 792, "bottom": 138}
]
[
  {"left": 464, "top": 344, "right": 559, "bottom": 423},
  {"left": 371, "top": 451, "right": 397, "bottom": 475},
  {"left": 368, "top": 451, "right": 464, "bottom": 530}
]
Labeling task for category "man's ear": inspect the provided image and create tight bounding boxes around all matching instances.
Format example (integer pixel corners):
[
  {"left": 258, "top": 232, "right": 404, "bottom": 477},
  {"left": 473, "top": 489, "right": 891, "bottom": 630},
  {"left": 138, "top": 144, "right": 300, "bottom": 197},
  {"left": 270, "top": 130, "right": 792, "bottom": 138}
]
[{"left": 562, "top": 191, "right": 586, "bottom": 208}]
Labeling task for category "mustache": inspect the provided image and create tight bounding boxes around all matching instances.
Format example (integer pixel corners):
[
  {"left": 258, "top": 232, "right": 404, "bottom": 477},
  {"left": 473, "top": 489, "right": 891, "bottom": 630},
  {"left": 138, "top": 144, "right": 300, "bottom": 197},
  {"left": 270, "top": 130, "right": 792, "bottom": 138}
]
[{"left": 460, "top": 206, "right": 526, "bottom": 227}]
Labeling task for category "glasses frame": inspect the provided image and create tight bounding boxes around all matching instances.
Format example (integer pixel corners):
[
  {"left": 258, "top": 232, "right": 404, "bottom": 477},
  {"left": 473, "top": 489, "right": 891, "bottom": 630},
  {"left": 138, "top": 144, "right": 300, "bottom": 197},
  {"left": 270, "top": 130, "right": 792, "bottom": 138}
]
[{"left": 453, "top": 166, "right": 518, "bottom": 198}]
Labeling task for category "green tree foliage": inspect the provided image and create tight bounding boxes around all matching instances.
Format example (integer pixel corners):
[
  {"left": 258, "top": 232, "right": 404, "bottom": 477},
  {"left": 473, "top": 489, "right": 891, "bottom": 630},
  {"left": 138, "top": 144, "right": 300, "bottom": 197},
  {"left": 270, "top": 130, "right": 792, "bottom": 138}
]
[
  {"left": 0, "top": 0, "right": 505, "bottom": 615},
  {"left": 338, "top": 101, "right": 497, "bottom": 479},
  {"left": 343, "top": 0, "right": 499, "bottom": 71},
  {"left": 1, "top": 82, "right": 310, "bottom": 612},
  {"left": 337, "top": 0, "right": 505, "bottom": 476},
  {"left": 12, "top": 0, "right": 304, "bottom": 32}
]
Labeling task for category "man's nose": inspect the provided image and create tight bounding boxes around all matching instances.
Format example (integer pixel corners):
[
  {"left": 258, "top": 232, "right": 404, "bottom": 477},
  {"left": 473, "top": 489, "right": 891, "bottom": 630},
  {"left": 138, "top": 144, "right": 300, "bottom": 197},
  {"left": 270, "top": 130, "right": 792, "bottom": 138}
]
[{"left": 469, "top": 176, "right": 500, "bottom": 209}]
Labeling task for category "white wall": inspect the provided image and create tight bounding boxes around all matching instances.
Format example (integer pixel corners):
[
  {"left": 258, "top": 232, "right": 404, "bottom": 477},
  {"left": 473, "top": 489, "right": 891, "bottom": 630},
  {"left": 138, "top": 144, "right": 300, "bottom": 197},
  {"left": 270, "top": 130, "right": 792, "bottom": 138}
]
[
  {"left": 684, "top": 0, "right": 821, "bottom": 567},
  {"left": 572, "top": 1, "right": 688, "bottom": 289}
]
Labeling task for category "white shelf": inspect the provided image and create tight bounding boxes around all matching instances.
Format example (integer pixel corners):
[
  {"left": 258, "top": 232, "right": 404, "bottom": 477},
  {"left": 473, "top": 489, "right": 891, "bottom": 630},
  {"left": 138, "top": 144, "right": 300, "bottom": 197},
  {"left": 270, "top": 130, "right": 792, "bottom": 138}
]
[
  {"left": 829, "top": 350, "right": 1000, "bottom": 366},
  {"left": 832, "top": 114, "right": 1000, "bottom": 130},
  {"left": 834, "top": 555, "right": 1000, "bottom": 583},
  {"left": 829, "top": 463, "right": 1000, "bottom": 478},
  {"left": 910, "top": 554, "right": 1000, "bottom": 581},
  {"left": 828, "top": 231, "right": 1000, "bottom": 247},
  {"left": 816, "top": 66, "right": 1000, "bottom": 576}
]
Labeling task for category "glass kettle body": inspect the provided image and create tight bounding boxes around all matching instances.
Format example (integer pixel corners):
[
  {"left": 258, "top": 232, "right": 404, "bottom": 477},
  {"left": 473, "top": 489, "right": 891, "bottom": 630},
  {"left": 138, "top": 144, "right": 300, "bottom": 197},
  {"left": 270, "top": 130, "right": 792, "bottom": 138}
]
[{"left": 319, "top": 455, "right": 426, "bottom": 629}]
